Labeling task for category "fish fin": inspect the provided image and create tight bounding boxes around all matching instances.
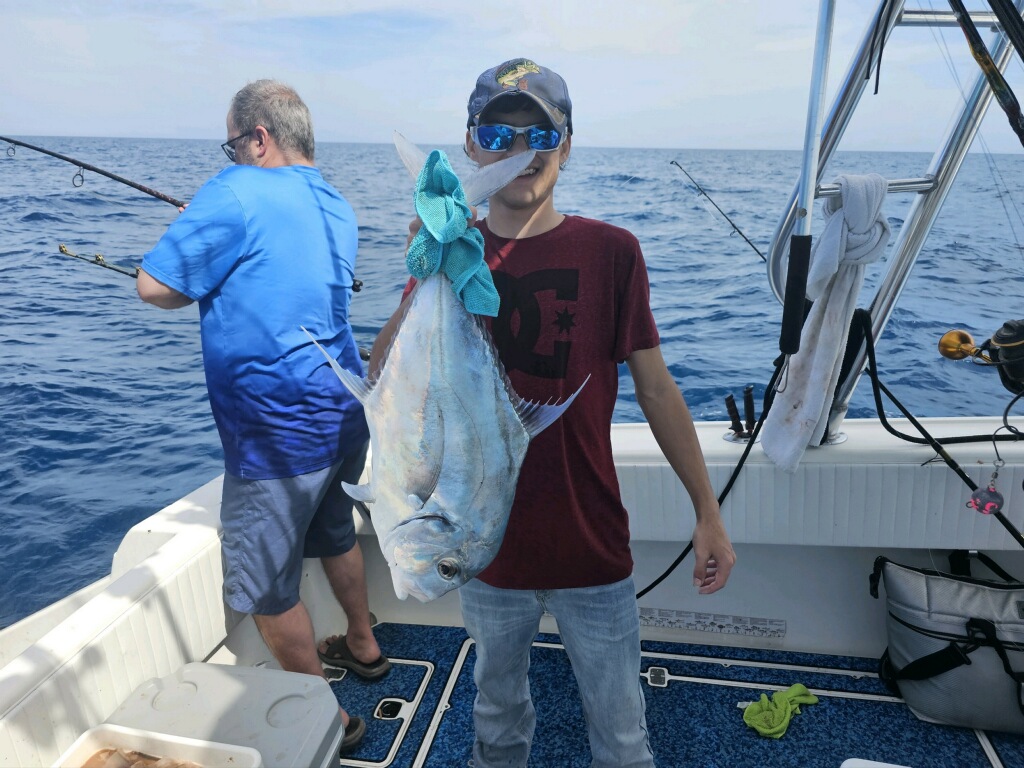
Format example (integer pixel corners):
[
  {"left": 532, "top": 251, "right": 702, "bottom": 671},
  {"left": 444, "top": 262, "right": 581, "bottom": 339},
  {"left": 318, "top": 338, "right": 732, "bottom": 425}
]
[
  {"left": 342, "top": 482, "right": 375, "bottom": 504},
  {"left": 407, "top": 416, "right": 444, "bottom": 505},
  {"left": 514, "top": 374, "right": 591, "bottom": 439},
  {"left": 461, "top": 151, "right": 537, "bottom": 206},
  {"left": 392, "top": 131, "right": 536, "bottom": 206},
  {"left": 301, "top": 326, "right": 373, "bottom": 403},
  {"left": 393, "top": 131, "right": 427, "bottom": 181},
  {"left": 369, "top": 291, "right": 417, "bottom": 384}
]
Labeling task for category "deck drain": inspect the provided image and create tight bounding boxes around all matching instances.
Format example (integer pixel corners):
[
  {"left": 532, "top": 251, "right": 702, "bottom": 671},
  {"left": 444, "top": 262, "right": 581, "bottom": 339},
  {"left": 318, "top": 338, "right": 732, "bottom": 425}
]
[{"left": 646, "top": 667, "right": 668, "bottom": 687}]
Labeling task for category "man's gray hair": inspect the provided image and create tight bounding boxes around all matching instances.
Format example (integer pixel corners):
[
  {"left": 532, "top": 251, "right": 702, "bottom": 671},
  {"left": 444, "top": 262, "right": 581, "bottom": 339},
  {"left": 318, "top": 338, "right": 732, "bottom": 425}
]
[{"left": 230, "top": 80, "right": 315, "bottom": 161}]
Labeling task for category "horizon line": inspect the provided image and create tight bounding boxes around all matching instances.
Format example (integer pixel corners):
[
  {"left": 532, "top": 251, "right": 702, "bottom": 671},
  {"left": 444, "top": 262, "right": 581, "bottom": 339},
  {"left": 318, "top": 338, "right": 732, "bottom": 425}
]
[{"left": 4, "top": 134, "right": 1022, "bottom": 156}]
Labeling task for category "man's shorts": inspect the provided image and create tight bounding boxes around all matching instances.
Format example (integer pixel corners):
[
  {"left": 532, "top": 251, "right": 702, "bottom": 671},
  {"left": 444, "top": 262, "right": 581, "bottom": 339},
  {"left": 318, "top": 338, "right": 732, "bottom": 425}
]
[{"left": 220, "top": 440, "right": 369, "bottom": 615}]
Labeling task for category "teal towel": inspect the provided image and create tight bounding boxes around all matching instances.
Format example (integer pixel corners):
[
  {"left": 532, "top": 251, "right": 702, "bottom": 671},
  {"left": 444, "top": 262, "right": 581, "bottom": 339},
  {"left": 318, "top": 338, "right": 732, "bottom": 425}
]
[{"left": 406, "top": 150, "right": 498, "bottom": 317}]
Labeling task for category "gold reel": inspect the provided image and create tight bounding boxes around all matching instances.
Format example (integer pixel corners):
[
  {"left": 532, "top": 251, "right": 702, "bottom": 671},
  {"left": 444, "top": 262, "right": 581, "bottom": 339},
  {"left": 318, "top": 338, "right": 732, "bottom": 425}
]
[{"left": 938, "top": 329, "right": 992, "bottom": 362}]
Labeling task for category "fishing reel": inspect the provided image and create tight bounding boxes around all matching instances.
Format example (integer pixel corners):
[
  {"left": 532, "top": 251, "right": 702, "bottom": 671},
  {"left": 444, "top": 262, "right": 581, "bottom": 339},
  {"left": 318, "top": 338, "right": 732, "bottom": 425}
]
[{"left": 939, "top": 319, "right": 1024, "bottom": 395}]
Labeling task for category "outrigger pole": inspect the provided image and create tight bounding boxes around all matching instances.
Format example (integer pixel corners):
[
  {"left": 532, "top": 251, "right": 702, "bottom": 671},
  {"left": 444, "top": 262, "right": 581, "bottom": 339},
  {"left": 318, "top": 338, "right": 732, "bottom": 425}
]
[{"left": 1, "top": 135, "right": 186, "bottom": 209}]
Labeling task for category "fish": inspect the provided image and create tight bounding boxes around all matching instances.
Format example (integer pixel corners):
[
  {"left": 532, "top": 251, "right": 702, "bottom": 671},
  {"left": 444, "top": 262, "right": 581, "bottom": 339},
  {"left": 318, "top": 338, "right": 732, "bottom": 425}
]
[{"left": 303, "top": 135, "right": 587, "bottom": 602}]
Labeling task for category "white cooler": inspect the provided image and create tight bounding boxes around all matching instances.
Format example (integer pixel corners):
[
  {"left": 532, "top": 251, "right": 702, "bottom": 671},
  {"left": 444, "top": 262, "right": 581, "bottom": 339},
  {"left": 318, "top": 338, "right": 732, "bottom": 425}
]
[
  {"left": 54, "top": 723, "right": 262, "bottom": 767},
  {"left": 103, "top": 662, "right": 343, "bottom": 768}
]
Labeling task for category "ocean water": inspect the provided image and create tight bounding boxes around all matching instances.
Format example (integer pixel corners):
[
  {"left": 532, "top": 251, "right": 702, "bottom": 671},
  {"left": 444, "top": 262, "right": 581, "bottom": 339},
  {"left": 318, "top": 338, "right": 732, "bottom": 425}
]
[{"left": 2, "top": 138, "right": 1023, "bottom": 627}]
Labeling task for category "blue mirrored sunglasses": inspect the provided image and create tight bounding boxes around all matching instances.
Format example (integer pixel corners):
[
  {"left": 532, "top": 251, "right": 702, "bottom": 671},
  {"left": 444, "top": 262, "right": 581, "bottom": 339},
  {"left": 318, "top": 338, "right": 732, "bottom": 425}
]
[{"left": 473, "top": 124, "right": 563, "bottom": 152}]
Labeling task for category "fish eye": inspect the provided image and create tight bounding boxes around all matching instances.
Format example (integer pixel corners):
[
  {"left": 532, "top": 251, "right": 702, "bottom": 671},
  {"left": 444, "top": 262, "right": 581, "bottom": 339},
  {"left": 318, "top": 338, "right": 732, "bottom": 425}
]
[{"left": 437, "top": 558, "right": 460, "bottom": 580}]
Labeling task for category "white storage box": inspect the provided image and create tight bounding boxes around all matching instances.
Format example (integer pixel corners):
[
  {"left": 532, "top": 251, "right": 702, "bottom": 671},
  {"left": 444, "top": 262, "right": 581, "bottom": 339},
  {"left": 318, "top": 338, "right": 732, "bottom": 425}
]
[
  {"left": 105, "top": 663, "right": 343, "bottom": 768},
  {"left": 54, "top": 723, "right": 262, "bottom": 767}
]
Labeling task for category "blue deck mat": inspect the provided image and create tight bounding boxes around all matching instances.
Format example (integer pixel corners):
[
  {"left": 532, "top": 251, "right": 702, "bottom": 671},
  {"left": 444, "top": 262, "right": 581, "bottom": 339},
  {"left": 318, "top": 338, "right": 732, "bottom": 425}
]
[{"left": 331, "top": 623, "right": 1024, "bottom": 767}]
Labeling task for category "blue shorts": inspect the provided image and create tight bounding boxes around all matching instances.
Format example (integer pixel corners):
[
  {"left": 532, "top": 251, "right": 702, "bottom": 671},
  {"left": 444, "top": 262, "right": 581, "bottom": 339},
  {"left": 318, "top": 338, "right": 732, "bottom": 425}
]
[{"left": 220, "top": 441, "right": 369, "bottom": 615}]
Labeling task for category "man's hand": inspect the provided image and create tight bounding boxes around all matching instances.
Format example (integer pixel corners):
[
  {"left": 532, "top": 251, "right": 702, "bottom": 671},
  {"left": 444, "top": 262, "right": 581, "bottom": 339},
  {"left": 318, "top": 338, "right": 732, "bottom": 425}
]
[{"left": 405, "top": 217, "right": 421, "bottom": 251}]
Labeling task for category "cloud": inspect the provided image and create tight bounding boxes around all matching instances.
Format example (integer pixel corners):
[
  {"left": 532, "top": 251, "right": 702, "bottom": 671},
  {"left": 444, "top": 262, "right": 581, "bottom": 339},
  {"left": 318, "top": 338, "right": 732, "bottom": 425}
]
[{"left": 0, "top": 0, "right": 1021, "bottom": 152}]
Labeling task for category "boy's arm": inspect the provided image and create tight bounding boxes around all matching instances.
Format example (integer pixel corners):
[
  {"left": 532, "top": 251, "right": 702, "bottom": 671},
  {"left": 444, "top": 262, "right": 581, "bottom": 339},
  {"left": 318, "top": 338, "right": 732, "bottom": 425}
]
[{"left": 626, "top": 345, "right": 736, "bottom": 594}]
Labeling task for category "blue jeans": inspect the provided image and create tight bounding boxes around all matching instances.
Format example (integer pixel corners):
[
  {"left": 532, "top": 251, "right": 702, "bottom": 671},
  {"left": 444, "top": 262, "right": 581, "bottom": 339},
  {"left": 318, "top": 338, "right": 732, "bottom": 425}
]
[{"left": 460, "top": 576, "right": 654, "bottom": 768}]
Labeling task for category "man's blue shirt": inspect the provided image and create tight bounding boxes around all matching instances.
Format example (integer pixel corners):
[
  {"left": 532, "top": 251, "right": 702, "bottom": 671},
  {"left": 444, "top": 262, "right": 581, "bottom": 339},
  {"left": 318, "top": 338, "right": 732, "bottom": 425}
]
[{"left": 142, "top": 164, "right": 368, "bottom": 479}]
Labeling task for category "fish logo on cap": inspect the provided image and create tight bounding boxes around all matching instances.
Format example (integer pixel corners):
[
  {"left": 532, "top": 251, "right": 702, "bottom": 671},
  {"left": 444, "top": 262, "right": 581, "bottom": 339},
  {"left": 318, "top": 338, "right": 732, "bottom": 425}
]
[{"left": 496, "top": 59, "right": 542, "bottom": 90}]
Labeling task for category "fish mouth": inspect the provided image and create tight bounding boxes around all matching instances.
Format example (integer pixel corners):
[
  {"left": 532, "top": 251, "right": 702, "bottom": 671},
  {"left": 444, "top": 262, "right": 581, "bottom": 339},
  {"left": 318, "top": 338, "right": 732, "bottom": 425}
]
[
  {"left": 387, "top": 553, "right": 453, "bottom": 603},
  {"left": 391, "top": 571, "right": 434, "bottom": 602},
  {"left": 383, "top": 513, "right": 465, "bottom": 603}
]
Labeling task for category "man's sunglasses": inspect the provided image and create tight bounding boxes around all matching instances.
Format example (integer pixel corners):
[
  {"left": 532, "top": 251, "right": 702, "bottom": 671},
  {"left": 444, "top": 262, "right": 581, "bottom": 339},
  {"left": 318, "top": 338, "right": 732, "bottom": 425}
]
[
  {"left": 221, "top": 132, "right": 252, "bottom": 162},
  {"left": 473, "top": 124, "right": 563, "bottom": 153}
]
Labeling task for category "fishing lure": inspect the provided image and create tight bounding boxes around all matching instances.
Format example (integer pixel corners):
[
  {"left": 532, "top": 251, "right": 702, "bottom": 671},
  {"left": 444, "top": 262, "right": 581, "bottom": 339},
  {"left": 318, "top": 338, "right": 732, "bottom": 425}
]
[{"left": 968, "top": 460, "right": 1005, "bottom": 515}]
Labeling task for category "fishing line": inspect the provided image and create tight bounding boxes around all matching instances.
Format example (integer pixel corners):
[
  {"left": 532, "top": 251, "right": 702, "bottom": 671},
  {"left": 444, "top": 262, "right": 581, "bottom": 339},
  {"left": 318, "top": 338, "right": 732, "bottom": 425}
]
[
  {"left": 669, "top": 161, "right": 766, "bottom": 261},
  {"left": 921, "top": 2, "right": 1024, "bottom": 254},
  {"left": 1, "top": 135, "right": 186, "bottom": 208}
]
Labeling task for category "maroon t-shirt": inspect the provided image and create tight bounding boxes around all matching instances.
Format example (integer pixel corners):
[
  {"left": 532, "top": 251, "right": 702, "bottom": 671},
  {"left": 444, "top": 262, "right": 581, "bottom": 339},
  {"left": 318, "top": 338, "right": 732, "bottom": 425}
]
[{"left": 403, "top": 215, "right": 660, "bottom": 589}]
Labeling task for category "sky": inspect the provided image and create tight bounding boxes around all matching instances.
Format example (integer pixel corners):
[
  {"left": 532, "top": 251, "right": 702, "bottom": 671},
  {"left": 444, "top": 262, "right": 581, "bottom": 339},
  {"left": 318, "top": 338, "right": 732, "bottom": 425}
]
[{"left": 1, "top": 0, "right": 1023, "bottom": 152}]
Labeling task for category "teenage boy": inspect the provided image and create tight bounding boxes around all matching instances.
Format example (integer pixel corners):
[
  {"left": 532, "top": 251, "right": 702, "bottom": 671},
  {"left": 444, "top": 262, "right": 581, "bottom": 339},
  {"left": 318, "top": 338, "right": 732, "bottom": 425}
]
[{"left": 375, "top": 58, "right": 735, "bottom": 767}]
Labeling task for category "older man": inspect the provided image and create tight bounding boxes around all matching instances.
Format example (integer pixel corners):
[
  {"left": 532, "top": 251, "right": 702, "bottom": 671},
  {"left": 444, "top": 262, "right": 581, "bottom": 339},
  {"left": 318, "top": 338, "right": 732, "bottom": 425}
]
[{"left": 138, "top": 79, "right": 387, "bottom": 752}]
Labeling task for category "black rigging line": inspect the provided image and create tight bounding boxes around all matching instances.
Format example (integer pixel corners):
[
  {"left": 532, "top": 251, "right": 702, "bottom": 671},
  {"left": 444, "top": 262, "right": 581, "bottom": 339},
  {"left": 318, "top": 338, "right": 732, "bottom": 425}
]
[
  {"left": 867, "top": 0, "right": 899, "bottom": 95},
  {"left": 635, "top": 363, "right": 782, "bottom": 600},
  {"left": 947, "top": 0, "right": 1024, "bottom": 148},
  {"left": 987, "top": 0, "right": 1024, "bottom": 65},
  {"left": 1, "top": 135, "right": 186, "bottom": 208},
  {"left": 856, "top": 309, "right": 1024, "bottom": 551}
]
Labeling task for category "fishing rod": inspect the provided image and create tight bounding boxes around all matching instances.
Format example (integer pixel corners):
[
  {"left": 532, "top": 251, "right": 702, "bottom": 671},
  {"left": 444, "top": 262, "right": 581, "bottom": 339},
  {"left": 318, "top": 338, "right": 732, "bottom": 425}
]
[
  {"left": 58, "top": 243, "right": 139, "bottom": 278},
  {"left": 1, "top": 135, "right": 186, "bottom": 208},
  {"left": 59, "top": 241, "right": 372, "bottom": 365},
  {"left": 670, "top": 160, "right": 765, "bottom": 262},
  {"left": 10, "top": 138, "right": 370, "bottom": 293}
]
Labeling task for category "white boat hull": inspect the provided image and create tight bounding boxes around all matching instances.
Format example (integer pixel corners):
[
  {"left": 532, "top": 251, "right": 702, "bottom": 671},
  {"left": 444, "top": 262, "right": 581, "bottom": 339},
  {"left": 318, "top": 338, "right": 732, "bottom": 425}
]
[{"left": 2, "top": 417, "right": 1022, "bottom": 766}]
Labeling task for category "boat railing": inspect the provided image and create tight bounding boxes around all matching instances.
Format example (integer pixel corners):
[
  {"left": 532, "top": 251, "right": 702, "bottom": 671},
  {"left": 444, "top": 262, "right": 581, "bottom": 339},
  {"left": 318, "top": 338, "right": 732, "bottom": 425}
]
[{"left": 766, "top": 0, "right": 1021, "bottom": 438}]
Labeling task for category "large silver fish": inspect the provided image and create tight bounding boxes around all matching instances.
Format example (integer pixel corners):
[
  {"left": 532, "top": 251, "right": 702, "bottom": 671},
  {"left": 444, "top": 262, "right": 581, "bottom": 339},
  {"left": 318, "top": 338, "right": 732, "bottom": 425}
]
[{"left": 304, "top": 136, "right": 586, "bottom": 602}]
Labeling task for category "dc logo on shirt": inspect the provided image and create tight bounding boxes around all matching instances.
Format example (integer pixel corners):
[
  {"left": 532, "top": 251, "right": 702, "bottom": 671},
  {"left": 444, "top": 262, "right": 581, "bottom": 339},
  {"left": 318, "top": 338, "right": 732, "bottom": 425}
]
[{"left": 491, "top": 269, "right": 579, "bottom": 380}]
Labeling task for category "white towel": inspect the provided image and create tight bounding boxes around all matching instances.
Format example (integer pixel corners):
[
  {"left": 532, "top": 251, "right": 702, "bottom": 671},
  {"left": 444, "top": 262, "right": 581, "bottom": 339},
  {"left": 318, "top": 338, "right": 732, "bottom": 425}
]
[{"left": 761, "top": 174, "right": 891, "bottom": 472}]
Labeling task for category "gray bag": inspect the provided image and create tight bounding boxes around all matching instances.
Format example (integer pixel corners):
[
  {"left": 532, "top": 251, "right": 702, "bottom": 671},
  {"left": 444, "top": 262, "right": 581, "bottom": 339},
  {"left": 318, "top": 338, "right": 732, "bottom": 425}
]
[{"left": 870, "top": 555, "right": 1024, "bottom": 734}]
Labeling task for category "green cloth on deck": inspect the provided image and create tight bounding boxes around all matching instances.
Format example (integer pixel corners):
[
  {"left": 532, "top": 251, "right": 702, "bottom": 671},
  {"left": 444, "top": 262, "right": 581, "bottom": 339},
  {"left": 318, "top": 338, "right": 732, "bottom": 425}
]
[
  {"left": 742, "top": 683, "right": 820, "bottom": 738},
  {"left": 406, "top": 149, "right": 498, "bottom": 317}
]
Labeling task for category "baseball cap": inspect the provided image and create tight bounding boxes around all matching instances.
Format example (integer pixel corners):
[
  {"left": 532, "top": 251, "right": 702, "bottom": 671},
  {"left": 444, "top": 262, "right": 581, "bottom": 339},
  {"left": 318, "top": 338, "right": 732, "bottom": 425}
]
[{"left": 467, "top": 58, "right": 573, "bottom": 135}]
